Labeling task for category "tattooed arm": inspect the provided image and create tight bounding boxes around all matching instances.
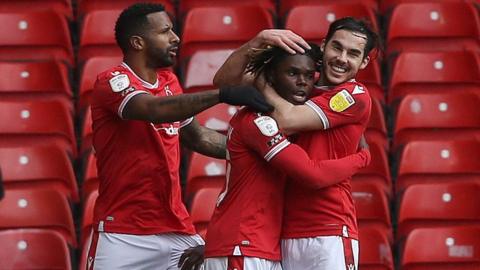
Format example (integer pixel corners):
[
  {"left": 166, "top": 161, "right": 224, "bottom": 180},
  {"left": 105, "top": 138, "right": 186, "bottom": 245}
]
[{"left": 180, "top": 118, "right": 227, "bottom": 159}]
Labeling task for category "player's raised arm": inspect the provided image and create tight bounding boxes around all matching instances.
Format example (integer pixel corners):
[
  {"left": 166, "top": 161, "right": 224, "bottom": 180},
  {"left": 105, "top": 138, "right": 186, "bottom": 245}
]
[{"left": 213, "top": 29, "right": 310, "bottom": 88}]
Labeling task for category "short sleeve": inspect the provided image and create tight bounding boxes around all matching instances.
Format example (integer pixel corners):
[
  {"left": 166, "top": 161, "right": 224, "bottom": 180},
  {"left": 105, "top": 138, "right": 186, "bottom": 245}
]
[
  {"left": 306, "top": 83, "right": 371, "bottom": 129},
  {"left": 242, "top": 115, "right": 291, "bottom": 162},
  {"left": 91, "top": 72, "right": 150, "bottom": 119}
]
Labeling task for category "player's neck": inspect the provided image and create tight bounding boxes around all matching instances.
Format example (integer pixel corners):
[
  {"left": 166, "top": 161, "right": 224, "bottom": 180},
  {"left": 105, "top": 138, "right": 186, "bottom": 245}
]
[{"left": 123, "top": 56, "right": 158, "bottom": 85}]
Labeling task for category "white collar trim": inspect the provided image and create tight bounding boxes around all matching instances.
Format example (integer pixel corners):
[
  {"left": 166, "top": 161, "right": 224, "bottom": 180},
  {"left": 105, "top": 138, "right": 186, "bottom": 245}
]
[{"left": 121, "top": 62, "right": 159, "bottom": 89}]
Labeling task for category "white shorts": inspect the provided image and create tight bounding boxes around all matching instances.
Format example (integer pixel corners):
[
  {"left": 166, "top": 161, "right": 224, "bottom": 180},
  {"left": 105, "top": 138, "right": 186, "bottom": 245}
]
[
  {"left": 204, "top": 257, "right": 282, "bottom": 270},
  {"left": 282, "top": 236, "right": 359, "bottom": 270},
  {"left": 87, "top": 232, "right": 205, "bottom": 270}
]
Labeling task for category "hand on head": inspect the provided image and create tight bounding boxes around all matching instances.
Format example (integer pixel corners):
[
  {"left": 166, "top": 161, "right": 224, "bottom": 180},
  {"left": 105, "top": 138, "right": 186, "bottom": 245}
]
[{"left": 249, "top": 29, "right": 311, "bottom": 55}]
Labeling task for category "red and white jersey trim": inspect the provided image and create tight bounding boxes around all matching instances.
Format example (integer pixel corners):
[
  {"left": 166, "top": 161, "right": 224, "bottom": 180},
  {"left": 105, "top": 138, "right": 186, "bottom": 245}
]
[
  {"left": 118, "top": 90, "right": 149, "bottom": 118},
  {"left": 264, "top": 140, "right": 290, "bottom": 161},
  {"left": 305, "top": 100, "right": 329, "bottom": 129}
]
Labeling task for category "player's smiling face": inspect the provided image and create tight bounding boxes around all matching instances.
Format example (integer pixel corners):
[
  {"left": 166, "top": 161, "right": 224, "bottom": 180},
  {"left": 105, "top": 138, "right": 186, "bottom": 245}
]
[
  {"left": 270, "top": 54, "right": 316, "bottom": 105},
  {"left": 320, "top": 29, "right": 370, "bottom": 86},
  {"left": 143, "top": 11, "right": 179, "bottom": 68}
]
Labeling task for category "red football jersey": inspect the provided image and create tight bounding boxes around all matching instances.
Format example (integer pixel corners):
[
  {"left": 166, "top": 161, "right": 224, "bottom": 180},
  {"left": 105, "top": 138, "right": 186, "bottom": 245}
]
[
  {"left": 90, "top": 62, "right": 196, "bottom": 235},
  {"left": 282, "top": 80, "right": 372, "bottom": 240},
  {"left": 204, "top": 108, "right": 289, "bottom": 261}
]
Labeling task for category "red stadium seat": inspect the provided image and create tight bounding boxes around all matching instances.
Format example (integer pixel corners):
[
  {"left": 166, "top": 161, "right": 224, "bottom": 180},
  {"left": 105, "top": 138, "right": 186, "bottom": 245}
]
[
  {"left": 386, "top": 2, "right": 480, "bottom": 55},
  {"left": 393, "top": 93, "right": 480, "bottom": 151},
  {"left": 365, "top": 98, "right": 388, "bottom": 152},
  {"left": 0, "top": 146, "right": 79, "bottom": 202},
  {"left": 78, "top": 0, "right": 175, "bottom": 18},
  {"left": 397, "top": 140, "right": 480, "bottom": 193},
  {"left": 380, "top": 0, "right": 478, "bottom": 13},
  {"left": 82, "top": 152, "right": 99, "bottom": 202},
  {"left": 81, "top": 107, "right": 93, "bottom": 155},
  {"left": 186, "top": 152, "right": 226, "bottom": 200},
  {"left": 182, "top": 49, "right": 233, "bottom": 93},
  {"left": 353, "top": 141, "right": 392, "bottom": 198},
  {"left": 358, "top": 227, "right": 394, "bottom": 270},
  {"left": 180, "top": 6, "right": 274, "bottom": 60},
  {"left": 0, "top": 229, "right": 71, "bottom": 270},
  {"left": 398, "top": 182, "right": 480, "bottom": 242},
  {"left": 78, "top": 56, "right": 122, "bottom": 112},
  {"left": 0, "top": 11, "right": 73, "bottom": 65},
  {"left": 279, "top": 0, "right": 379, "bottom": 18},
  {"left": 189, "top": 187, "right": 222, "bottom": 238},
  {"left": 79, "top": 9, "right": 122, "bottom": 63},
  {"left": 0, "top": 189, "right": 76, "bottom": 247},
  {"left": 195, "top": 104, "right": 238, "bottom": 134},
  {"left": 79, "top": 231, "right": 92, "bottom": 270},
  {"left": 0, "top": 100, "right": 77, "bottom": 157},
  {"left": 284, "top": 3, "right": 378, "bottom": 45},
  {"left": 388, "top": 51, "right": 480, "bottom": 105},
  {"left": 81, "top": 190, "right": 98, "bottom": 247},
  {"left": 357, "top": 61, "right": 384, "bottom": 104},
  {"left": 352, "top": 182, "right": 392, "bottom": 243},
  {"left": 0, "top": 60, "right": 73, "bottom": 113},
  {"left": 0, "top": 0, "right": 73, "bottom": 20},
  {"left": 402, "top": 226, "right": 480, "bottom": 270},
  {"left": 178, "top": 0, "right": 275, "bottom": 19}
]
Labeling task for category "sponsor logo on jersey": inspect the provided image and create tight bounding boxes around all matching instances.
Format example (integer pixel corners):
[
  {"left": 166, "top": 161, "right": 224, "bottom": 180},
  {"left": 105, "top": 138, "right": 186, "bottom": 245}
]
[
  {"left": 254, "top": 116, "right": 279, "bottom": 136},
  {"left": 329, "top": 89, "right": 355, "bottom": 112},
  {"left": 109, "top": 74, "right": 130, "bottom": 92}
]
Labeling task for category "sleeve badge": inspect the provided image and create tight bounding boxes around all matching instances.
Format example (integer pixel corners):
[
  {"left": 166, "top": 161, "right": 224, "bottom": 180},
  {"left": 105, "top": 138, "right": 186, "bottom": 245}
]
[
  {"left": 109, "top": 74, "right": 130, "bottom": 92},
  {"left": 254, "top": 116, "right": 279, "bottom": 136},
  {"left": 329, "top": 89, "right": 355, "bottom": 112}
]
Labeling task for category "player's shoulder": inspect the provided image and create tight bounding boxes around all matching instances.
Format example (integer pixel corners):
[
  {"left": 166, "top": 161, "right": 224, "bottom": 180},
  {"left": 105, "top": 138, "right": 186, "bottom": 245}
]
[
  {"left": 336, "top": 80, "right": 369, "bottom": 97},
  {"left": 234, "top": 108, "right": 280, "bottom": 137},
  {"left": 96, "top": 65, "right": 137, "bottom": 91}
]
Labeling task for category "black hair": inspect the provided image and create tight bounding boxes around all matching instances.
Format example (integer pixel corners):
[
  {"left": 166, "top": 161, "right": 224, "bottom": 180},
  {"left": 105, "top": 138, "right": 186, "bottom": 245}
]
[
  {"left": 114, "top": 3, "right": 166, "bottom": 53},
  {"left": 324, "top": 17, "right": 380, "bottom": 59},
  {"left": 246, "top": 43, "right": 322, "bottom": 79}
]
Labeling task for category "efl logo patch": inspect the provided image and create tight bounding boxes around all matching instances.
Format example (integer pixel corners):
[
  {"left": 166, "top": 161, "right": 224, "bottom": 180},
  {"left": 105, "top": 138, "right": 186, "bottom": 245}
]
[
  {"left": 254, "top": 116, "right": 279, "bottom": 136},
  {"left": 109, "top": 74, "right": 130, "bottom": 92},
  {"left": 329, "top": 89, "right": 355, "bottom": 112}
]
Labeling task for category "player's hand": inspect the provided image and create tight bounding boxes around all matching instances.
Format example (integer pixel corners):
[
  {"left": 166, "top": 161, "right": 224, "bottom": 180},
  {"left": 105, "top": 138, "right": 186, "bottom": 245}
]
[
  {"left": 219, "top": 85, "right": 273, "bottom": 113},
  {"left": 248, "top": 29, "right": 310, "bottom": 54},
  {"left": 178, "top": 245, "right": 204, "bottom": 270}
]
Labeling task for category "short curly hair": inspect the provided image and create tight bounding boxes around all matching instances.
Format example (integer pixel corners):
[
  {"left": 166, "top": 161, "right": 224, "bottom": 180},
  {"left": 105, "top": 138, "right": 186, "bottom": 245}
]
[{"left": 114, "top": 3, "right": 166, "bottom": 53}]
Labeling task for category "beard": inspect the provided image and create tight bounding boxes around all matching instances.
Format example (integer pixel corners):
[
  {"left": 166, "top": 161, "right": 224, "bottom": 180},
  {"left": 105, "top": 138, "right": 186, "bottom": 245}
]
[{"left": 146, "top": 46, "right": 175, "bottom": 69}]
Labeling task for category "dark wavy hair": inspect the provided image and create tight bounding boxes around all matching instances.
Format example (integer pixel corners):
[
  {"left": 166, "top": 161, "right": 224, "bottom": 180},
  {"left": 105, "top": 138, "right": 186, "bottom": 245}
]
[
  {"left": 246, "top": 43, "right": 322, "bottom": 79},
  {"left": 115, "top": 3, "right": 166, "bottom": 53}
]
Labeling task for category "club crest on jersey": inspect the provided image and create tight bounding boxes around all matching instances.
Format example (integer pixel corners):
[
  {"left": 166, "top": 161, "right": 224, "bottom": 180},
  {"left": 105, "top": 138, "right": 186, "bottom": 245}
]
[
  {"left": 329, "top": 89, "right": 355, "bottom": 112},
  {"left": 254, "top": 116, "right": 279, "bottom": 136},
  {"left": 109, "top": 74, "right": 130, "bottom": 92}
]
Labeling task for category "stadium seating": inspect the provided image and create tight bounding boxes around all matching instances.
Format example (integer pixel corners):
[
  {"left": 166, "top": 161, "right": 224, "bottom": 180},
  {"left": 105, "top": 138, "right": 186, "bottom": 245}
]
[
  {"left": 78, "top": 0, "right": 175, "bottom": 18},
  {"left": 366, "top": 98, "right": 389, "bottom": 152},
  {"left": 398, "top": 182, "right": 480, "bottom": 242},
  {"left": 401, "top": 226, "right": 480, "bottom": 270},
  {"left": 181, "top": 49, "right": 233, "bottom": 93},
  {"left": 353, "top": 141, "right": 392, "bottom": 198},
  {"left": 386, "top": 2, "right": 480, "bottom": 55},
  {"left": 0, "top": 229, "right": 71, "bottom": 270},
  {"left": 283, "top": 3, "right": 378, "bottom": 45},
  {"left": 352, "top": 182, "right": 392, "bottom": 243},
  {"left": 0, "top": 189, "right": 76, "bottom": 247},
  {"left": 279, "top": 0, "right": 379, "bottom": 18},
  {"left": 0, "top": 10, "right": 73, "bottom": 65},
  {"left": 180, "top": 6, "right": 274, "bottom": 60},
  {"left": 178, "top": 0, "right": 275, "bottom": 19},
  {"left": 0, "top": 100, "right": 77, "bottom": 157},
  {"left": 188, "top": 186, "right": 222, "bottom": 238},
  {"left": 78, "top": 56, "right": 122, "bottom": 112},
  {"left": 380, "top": 0, "right": 479, "bottom": 13},
  {"left": 357, "top": 61, "right": 384, "bottom": 104},
  {"left": 0, "top": 60, "right": 73, "bottom": 113},
  {"left": 79, "top": 9, "right": 122, "bottom": 63},
  {"left": 358, "top": 227, "right": 394, "bottom": 270},
  {"left": 185, "top": 152, "right": 226, "bottom": 200},
  {"left": 393, "top": 92, "right": 480, "bottom": 151},
  {"left": 0, "top": 146, "right": 79, "bottom": 202},
  {"left": 81, "top": 107, "right": 93, "bottom": 155},
  {"left": 0, "top": 0, "right": 73, "bottom": 20},
  {"left": 81, "top": 190, "right": 98, "bottom": 247},
  {"left": 195, "top": 104, "right": 238, "bottom": 134},
  {"left": 388, "top": 51, "right": 480, "bottom": 105},
  {"left": 396, "top": 140, "right": 480, "bottom": 193}
]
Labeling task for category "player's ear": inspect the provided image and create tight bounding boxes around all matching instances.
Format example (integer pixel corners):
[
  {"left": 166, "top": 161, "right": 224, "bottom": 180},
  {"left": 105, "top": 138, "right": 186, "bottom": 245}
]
[
  {"left": 320, "top": 39, "right": 326, "bottom": 53},
  {"left": 130, "top": 35, "right": 144, "bottom": 51},
  {"left": 359, "top": 55, "right": 370, "bottom": 70}
]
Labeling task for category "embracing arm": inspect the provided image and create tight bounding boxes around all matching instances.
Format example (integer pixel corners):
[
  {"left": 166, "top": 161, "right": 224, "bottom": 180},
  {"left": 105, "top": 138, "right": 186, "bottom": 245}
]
[
  {"left": 180, "top": 119, "right": 227, "bottom": 159},
  {"left": 213, "top": 29, "right": 310, "bottom": 88},
  {"left": 270, "top": 144, "right": 370, "bottom": 189}
]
